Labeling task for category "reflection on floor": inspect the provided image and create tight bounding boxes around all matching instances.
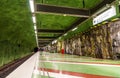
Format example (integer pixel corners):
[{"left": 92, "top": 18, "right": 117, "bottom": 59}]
[{"left": 32, "top": 52, "right": 120, "bottom": 78}]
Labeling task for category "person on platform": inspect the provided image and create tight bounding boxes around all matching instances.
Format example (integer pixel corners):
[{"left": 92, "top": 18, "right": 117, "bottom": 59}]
[{"left": 33, "top": 47, "right": 38, "bottom": 53}]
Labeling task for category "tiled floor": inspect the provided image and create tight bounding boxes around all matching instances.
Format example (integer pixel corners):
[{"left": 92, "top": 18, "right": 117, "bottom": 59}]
[{"left": 32, "top": 52, "right": 120, "bottom": 78}]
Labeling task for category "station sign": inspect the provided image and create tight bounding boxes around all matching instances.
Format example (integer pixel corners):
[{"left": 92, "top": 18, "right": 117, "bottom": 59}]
[{"left": 93, "top": 6, "right": 116, "bottom": 25}]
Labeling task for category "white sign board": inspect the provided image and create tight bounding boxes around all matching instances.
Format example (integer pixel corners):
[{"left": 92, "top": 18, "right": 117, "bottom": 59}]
[{"left": 93, "top": 6, "right": 116, "bottom": 25}]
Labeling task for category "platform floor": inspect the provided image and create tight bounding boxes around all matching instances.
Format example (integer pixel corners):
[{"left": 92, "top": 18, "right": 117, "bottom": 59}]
[
  {"left": 32, "top": 52, "right": 120, "bottom": 78},
  {"left": 6, "top": 52, "right": 39, "bottom": 78},
  {"left": 6, "top": 52, "right": 120, "bottom": 78}
]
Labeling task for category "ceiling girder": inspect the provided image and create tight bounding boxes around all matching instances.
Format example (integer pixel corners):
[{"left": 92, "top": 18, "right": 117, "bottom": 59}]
[
  {"left": 39, "top": 45, "right": 46, "bottom": 47},
  {"left": 39, "top": 43, "right": 48, "bottom": 46},
  {"left": 38, "top": 36, "right": 57, "bottom": 39},
  {"left": 36, "top": 4, "right": 90, "bottom": 18},
  {"left": 38, "top": 39, "right": 54, "bottom": 41},
  {"left": 38, "top": 40, "right": 52, "bottom": 42},
  {"left": 38, "top": 42, "right": 49, "bottom": 45},
  {"left": 39, "top": 44, "right": 49, "bottom": 46},
  {"left": 38, "top": 41, "right": 51, "bottom": 45},
  {"left": 39, "top": 42, "right": 50, "bottom": 44},
  {"left": 37, "top": 29, "right": 64, "bottom": 33}
]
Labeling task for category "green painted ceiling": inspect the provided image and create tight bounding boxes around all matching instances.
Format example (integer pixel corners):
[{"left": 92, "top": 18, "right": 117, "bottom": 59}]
[
  {"left": 36, "top": 0, "right": 103, "bottom": 9},
  {"left": 36, "top": 13, "right": 78, "bottom": 29}
]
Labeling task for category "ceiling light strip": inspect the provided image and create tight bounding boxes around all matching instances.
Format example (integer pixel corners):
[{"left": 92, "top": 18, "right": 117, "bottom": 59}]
[
  {"left": 29, "top": 0, "right": 38, "bottom": 47},
  {"left": 32, "top": 16, "right": 36, "bottom": 23},
  {"left": 72, "top": 27, "right": 78, "bottom": 31},
  {"left": 29, "top": 0, "right": 35, "bottom": 13}
]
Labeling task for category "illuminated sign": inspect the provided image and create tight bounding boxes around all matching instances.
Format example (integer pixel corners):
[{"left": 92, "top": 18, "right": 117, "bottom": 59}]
[{"left": 93, "top": 6, "right": 116, "bottom": 25}]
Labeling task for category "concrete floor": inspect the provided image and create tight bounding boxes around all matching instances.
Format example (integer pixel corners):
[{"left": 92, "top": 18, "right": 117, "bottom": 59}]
[{"left": 6, "top": 52, "right": 39, "bottom": 78}]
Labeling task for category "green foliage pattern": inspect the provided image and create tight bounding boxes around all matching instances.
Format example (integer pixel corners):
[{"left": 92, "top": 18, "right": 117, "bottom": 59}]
[{"left": 0, "top": 0, "right": 36, "bottom": 66}]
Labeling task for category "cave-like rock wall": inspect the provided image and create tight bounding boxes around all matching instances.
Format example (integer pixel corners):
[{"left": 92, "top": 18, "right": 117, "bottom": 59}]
[{"left": 64, "top": 20, "right": 120, "bottom": 59}]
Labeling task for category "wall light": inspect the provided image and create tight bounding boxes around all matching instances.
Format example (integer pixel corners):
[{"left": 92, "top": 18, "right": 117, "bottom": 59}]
[
  {"left": 102, "top": 21, "right": 108, "bottom": 24},
  {"left": 34, "top": 25, "right": 37, "bottom": 30},
  {"left": 54, "top": 40, "right": 57, "bottom": 43},
  {"left": 59, "top": 37, "right": 61, "bottom": 39},
  {"left": 63, "top": 14, "right": 67, "bottom": 16},
  {"left": 111, "top": 18, "right": 119, "bottom": 21},
  {"left": 72, "top": 27, "right": 78, "bottom": 31},
  {"left": 32, "top": 16, "right": 36, "bottom": 23},
  {"left": 64, "top": 33, "right": 67, "bottom": 36},
  {"left": 52, "top": 41, "right": 54, "bottom": 44},
  {"left": 35, "top": 30, "right": 37, "bottom": 34}
]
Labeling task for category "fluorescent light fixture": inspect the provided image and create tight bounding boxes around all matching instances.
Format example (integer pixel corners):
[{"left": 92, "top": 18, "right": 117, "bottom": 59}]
[
  {"left": 63, "top": 14, "right": 67, "bottom": 16},
  {"left": 32, "top": 16, "right": 36, "bottom": 23},
  {"left": 35, "top": 33, "right": 37, "bottom": 37},
  {"left": 35, "top": 30, "right": 37, "bottom": 34},
  {"left": 29, "top": 0, "right": 38, "bottom": 46},
  {"left": 64, "top": 33, "right": 67, "bottom": 36},
  {"left": 34, "top": 25, "right": 37, "bottom": 30},
  {"left": 29, "top": 0, "right": 35, "bottom": 13},
  {"left": 36, "top": 37, "right": 38, "bottom": 47},
  {"left": 52, "top": 41, "right": 54, "bottom": 44},
  {"left": 54, "top": 40, "right": 57, "bottom": 43},
  {"left": 111, "top": 18, "right": 119, "bottom": 21},
  {"left": 102, "top": 21, "right": 108, "bottom": 24},
  {"left": 72, "top": 27, "right": 77, "bottom": 31},
  {"left": 59, "top": 37, "right": 61, "bottom": 39},
  {"left": 52, "top": 40, "right": 57, "bottom": 44}
]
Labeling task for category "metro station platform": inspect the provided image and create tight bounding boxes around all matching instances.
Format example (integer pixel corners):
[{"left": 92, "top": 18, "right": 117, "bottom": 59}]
[
  {"left": 6, "top": 52, "right": 120, "bottom": 78},
  {"left": 1, "top": 0, "right": 120, "bottom": 78}
]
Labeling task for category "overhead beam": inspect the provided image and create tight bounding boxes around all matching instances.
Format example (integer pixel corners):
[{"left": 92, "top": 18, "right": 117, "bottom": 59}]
[
  {"left": 38, "top": 40, "right": 52, "bottom": 42},
  {"left": 38, "top": 36, "right": 57, "bottom": 39},
  {"left": 39, "top": 43, "right": 48, "bottom": 45},
  {"left": 90, "top": 0, "right": 115, "bottom": 14},
  {"left": 36, "top": 4, "right": 89, "bottom": 18},
  {"left": 39, "top": 44, "right": 48, "bottom": 46},
  {"left": 37, "top": 29, "right": 64, "bottom": 33},
  {"left": 38, "top": 39, "right": 54, "bottom": 41},
  {"left": 39, "top": 42, "right": 50, "bottom": 44},
  {"left": 39, "top": 42, "right": 51, "bottom": 44},
  {"left": 39, "top": 45, "right": 46, "bottom": 47},
  {"left": 39, "top": 44, "right": 47, "bottom": 45}
]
